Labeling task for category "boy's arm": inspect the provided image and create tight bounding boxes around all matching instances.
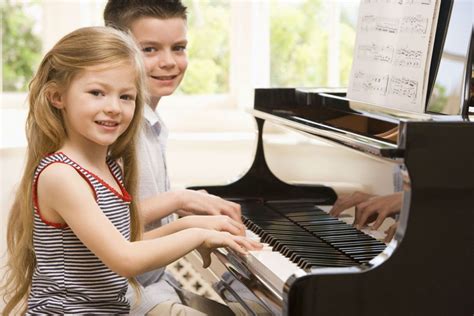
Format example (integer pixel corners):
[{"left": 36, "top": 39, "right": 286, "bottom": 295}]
[
  {"left": 37, "top": 164, "right": 256, "bottom": 278},
  {"left": 139, "top": 189, "right": 242, "bottom": 225},
  {"left": 143, "top": 214, "right": 246, "bottom": 240},
  {"left": 138, "top": 190, "right": 181, "bottom": 223}
]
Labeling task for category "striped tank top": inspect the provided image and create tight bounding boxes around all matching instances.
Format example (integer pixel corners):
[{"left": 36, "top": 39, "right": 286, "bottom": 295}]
[{"left": 27, "top": 152, "right": 131, "bottom": 314}]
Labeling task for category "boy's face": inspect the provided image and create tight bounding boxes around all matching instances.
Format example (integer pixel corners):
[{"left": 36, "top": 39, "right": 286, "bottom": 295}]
[{"left": 130, "top": 17, "right": 188, "bottom": 100}]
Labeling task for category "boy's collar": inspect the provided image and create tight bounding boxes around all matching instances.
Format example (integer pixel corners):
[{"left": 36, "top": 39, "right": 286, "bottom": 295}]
[{"left": 144, "top": 104, "right": 160, "bottom": 126}]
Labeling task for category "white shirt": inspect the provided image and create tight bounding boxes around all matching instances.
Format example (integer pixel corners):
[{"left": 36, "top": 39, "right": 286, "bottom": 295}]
[{"left": 127, "top": 105, "right": 180, "bottom": 314}]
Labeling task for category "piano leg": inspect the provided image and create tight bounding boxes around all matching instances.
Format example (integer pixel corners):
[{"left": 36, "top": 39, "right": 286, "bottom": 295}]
[{"left": 185, "top": 251, "right": 282, "bottom": 315}]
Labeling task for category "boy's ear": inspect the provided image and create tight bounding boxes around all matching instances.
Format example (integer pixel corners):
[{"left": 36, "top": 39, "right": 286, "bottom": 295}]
[{"left": 47, "top": 87, "right": 65, "bottom": 109}]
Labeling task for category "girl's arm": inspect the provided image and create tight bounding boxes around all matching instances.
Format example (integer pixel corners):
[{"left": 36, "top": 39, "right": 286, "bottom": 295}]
[
  {"left": 139, "top": 189, "right": 242, "bottom": 225},
  {"left": 37, "top": 164, "right": 260, "bottom": 278}
]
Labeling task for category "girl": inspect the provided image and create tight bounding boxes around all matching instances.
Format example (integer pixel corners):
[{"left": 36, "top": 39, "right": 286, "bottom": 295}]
[{"left": 1, "top": 26, "right": 260, "bottom": 315}]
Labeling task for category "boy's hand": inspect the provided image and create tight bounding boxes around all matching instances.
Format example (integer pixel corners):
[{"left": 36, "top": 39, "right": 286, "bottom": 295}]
[
  {"left": 329, "top": 191, "right": 374, "bottom": 217},
  {"left": 184, "top": 215, "right": 246, "bottom": 236},
  {"left": 384, "top": 221, "right": 399, "bottom": 242},
  {"left": 353, "top": 192, "right": 402, "bottom": 230},
  {"left": 175, "top": 189, "right": 242, "bottom": 223}
]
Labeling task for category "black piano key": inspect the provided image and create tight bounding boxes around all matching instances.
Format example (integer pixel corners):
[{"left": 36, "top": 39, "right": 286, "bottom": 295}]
[
  {"left": 281, "top": 246, "right": 340, "bottom": 259},
  {"left": 267, "top": 201, "right": 329, "bottom": 212},
  {"left": 271, "top": 239, "right": 329, "bottom": 249},
  {"left": 331, "top": 240, "right": 385, "bottom": 247},
  {"left": 297, "top": 220, "right": 346, "bottom": 226},
  {"left": 282, "top": 245, "right": 342, "bottom": 255},
  {"left": 260, "top": 230, "right": 312, "bottom": 238},
  {"left": 321, "top": 234, "right": 377, "bottom": 242},
  {"left": 255, "top": 223, "right": 307, "bottom": 231},
  {"left": 292, "top": 252, "right": 355, "bottom": 263},
  {"left": 249, "top": 217, "right": 291, "bottom": 223},
  {"left": 264, "top": 231, "right": 317, "bottom": 239},
  {"left": 300, "top": 259, "right": 355, "bottom": 269},
  {"left": 305, "top": 225, "right": 356, "bottom": 232},
  {"left": 285, "top": 215, "right": 334, "bottom": 222},
  {"left": 313, "top": 230, "right": 366, "bottom": 237},
  {"left": 240, "top": 200, "right": 388, "bottom": 268},
  {"left": 341, "top": 246, "right": 386, "bottom": 254}
]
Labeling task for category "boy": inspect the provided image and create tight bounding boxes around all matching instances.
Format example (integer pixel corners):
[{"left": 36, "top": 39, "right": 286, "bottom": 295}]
[{"left": 104, "top": 1, "right": 243, "bottom": 315}]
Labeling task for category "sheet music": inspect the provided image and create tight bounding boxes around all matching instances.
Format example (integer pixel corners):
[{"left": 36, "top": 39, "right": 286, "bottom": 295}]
[{"left": 347, "top": 0, "right": 440, "bottom": 113}]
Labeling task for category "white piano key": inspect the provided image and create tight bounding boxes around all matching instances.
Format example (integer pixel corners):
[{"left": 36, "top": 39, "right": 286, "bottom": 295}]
[
  {"left": 245, "top": 246, "right": 304, "bottom": 293},
  {"left": 245, "top": 229, "right": 260, "bottom": 240},
  {"left": 360, "top": 228, "right": 386, "bottom": 240},
  {"left": 245, "top": 230, "right": 272, "bottom": 250}
]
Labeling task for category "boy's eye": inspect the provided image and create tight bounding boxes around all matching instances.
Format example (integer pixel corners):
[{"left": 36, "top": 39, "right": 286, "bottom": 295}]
[
  {"left": 89, "top": 90, "right": 104, "bottom": 96},
  {"left": 174, "top": 45, "right": 187, "bottom": 52}
]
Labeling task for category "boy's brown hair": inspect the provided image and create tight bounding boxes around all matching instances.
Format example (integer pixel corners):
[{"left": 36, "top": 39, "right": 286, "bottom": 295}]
[{"left": 104, "top": 0, "right": 187, "bottom": 30}]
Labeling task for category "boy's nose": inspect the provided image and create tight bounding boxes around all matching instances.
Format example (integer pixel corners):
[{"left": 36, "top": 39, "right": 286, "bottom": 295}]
[{"left": 158, "top": 51, "right": 176, "bottom": 68}]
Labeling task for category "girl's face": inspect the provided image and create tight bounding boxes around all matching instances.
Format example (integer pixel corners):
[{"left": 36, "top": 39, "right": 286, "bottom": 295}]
[
  {"left": 55, "top": 64, "right": 138, "bottom": 149},
  {"left": 130, "top": 17, "right": 188, "bottom": 104}
]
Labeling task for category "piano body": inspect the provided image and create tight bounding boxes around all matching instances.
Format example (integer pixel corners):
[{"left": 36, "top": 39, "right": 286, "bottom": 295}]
[{"left": 187, "top": 1, "right": 474, "bottom": 315}]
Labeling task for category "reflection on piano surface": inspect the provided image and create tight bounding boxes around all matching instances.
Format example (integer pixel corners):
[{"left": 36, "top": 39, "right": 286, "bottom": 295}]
[{"left": 187, "top": 1, "right": 474, "bottom": 315}]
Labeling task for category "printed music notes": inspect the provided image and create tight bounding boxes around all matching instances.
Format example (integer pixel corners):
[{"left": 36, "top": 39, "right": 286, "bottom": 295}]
[{"left": 347, "top": 0, "right": 440, "bottom": 113}]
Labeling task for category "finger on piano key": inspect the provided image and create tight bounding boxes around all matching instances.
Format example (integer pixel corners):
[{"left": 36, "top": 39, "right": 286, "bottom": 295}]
[{"left": 319, "top": 204, "right": 389, "bottom": 242}]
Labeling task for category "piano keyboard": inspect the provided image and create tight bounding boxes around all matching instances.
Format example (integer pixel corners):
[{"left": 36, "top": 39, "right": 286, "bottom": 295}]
[
  {"left": 236, "top": 199, "right": 387, "bottom": 292},
  {"left": 244, "top": 229, "right": 305, "bottom": 292}
]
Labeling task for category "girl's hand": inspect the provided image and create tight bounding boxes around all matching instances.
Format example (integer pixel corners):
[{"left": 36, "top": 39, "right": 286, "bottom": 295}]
[
  {"left": 197, "top": 231, "right": 262, "bottom": 268},
  {"left": 183, "top": 215, "right": 246, "bottom": 236}
]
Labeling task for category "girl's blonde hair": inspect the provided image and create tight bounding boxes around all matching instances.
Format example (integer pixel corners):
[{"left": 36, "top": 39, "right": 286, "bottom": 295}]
[{"left": 1, "top": 26, "right": 147, "bottom": 315}]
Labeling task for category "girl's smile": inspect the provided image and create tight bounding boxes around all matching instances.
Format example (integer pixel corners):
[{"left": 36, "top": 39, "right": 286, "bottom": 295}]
[{"left": 52, "top": 64, "right": 138, "bottom": 150}]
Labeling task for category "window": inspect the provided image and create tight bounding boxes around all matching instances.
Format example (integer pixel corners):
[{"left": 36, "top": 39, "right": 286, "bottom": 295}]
[
  {"left": 180, "top": 0, "right": 231, "bottom": 95},
  {"left": 1, "top": 0, "right": 359, "bottom": 107},
  {"left": 270, "top": 0, "right": 359, "bottom": 88},
  {"left": 2, "top": 0, "right": 42, "bottom": 93}
]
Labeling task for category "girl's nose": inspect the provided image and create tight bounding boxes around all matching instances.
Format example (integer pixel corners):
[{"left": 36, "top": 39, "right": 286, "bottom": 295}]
[{"left": 104, "top": 98, "right": 121, "bottom": 114}]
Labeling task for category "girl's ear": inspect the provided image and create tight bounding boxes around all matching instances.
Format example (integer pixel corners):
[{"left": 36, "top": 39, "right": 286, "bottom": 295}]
[{"left": 47, "top": 87, "right": 65, "bottom": 109}]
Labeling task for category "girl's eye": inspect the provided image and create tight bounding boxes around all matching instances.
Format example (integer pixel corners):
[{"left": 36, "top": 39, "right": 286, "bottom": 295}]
[
  {"left": 89, "top": 90, "right": 104, "bottom": 96},
  {"left": 121, "top": 94, "right": 136, "bottom": 101},
  {"left": 142, "top": 47, "right": 157, "bottom": 53}
]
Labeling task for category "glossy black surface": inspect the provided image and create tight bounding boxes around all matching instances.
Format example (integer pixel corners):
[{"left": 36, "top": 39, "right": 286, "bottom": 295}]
[
  {"left": 287, "top": 121, "right": 474, "bottom": 316},
  {"left": 188, "top": 1, "right": 474, "bottom": 314},
  {"left": 237, "top": 200, "right": 386, "bottom": 269}
]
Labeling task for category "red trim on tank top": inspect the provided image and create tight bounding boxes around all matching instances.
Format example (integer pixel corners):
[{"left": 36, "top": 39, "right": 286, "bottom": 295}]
[
  {"left": 108, "top": 162, "right": 132, "bottom": 202},
  {"left": 32, "top": 161, "right": 99, "bottom": 229},
  {"left": 56, "top": 152, "right": 132, "bottom": 202}
]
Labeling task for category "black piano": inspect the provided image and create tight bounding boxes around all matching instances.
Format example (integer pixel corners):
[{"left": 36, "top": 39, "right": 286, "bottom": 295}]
[{"left": 187, "top": 1, "right": 474, "bottom": 315}]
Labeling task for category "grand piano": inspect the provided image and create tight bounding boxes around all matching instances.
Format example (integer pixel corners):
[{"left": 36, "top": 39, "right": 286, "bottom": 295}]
[{"left": 187, "top": 1, "right": 474, "bottom": 315}]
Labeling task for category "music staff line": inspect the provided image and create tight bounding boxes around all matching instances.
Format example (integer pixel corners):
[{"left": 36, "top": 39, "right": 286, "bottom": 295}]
[
  {"left": 362, "top": 0, "right": 431, "bottom": 5},
  {"left": 360, "top": 15, "right": 429, "bottom": 35},
  {"left": 357, "top": 44, "right": 423, "bottom": 68},
  {"left": 352, "top": 71, "right": 419, "bottom": 102}
]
